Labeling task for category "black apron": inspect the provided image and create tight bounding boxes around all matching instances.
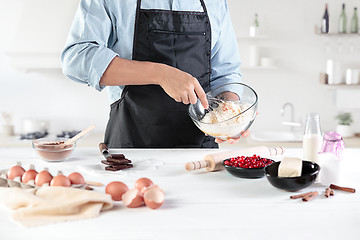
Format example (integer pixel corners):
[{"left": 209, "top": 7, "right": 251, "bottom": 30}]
[{"left": 104, "top": 0, "right": 218, "bottom": 148}]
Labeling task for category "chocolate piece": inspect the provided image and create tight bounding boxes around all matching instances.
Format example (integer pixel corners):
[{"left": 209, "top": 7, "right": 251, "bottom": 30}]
[
  {"left": 105, "top": 164, "right": 133, "bottom": 171},
  {"left": 110, "top": 153, "right": 125, "bottom": 160},
  {"left": 101, "top": 159, "right": 132, "bottom": 165},
  {"left": 106, "top": 158, "right": 131, "bottom": 164}
]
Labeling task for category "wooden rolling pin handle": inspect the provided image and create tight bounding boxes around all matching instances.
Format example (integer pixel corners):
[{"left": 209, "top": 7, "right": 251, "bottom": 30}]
[
  {"left": 99, "top": 142, "right": 109, "bottom": 155},
  {"left": 185, "top": 160, "right": 208, "bottom": 171}
]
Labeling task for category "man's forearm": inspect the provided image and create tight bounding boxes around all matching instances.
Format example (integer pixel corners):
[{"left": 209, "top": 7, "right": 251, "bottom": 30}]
[{"left": 100, "top": 57, "right": 160, "bottom": 86}]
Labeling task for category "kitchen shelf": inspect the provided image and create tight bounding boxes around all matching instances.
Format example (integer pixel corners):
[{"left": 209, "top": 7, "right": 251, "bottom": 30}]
[
  {"left": 237, "top": 35, "right": 269, "bottom": 40},
  {"left": 316, "top": 32, "right": 360, "bottom": 37},
  {"left": 241, "top": 65, "right": 278, "bottom": 70},
  {"left": 323, "top": 84, "right": 360, "bottom": 89}
]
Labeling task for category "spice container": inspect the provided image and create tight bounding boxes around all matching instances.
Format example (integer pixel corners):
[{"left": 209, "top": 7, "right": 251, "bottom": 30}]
[{"left": 318, "top": 132, "right": 345, "bottom": 186}]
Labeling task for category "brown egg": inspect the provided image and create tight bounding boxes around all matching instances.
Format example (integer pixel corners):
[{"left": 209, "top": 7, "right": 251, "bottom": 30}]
[
  {"left": 122, "top": 189, "right": 144, "bottom": 208},
  {"left": 35, "top": 170, "right": 53, "bottom": 186},
  {"left": 134, "top": 177, "right": 154, "bottom": 193},
  {"left": 7, "top": 164, "right": 25, "bottom": 180},
  {"left": 105, "top": 181, "right": 129, "bottom": 201},
  {"left": 68, "top": 172, "right": 85, "bottom": 185},
  {"left": 50, "top": 174, "right": 71, "bottom": 187},
  {"left": 22, "top": 169, "right": 38, "bottom": 183},
  {"left": 143, "top": 185, "right": 165, "bottom": 210}
]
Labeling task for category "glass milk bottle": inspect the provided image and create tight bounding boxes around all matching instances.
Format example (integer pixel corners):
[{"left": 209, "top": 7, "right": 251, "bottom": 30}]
[{"left": 303, "top": 113, "right": 323, "bottom": 164}]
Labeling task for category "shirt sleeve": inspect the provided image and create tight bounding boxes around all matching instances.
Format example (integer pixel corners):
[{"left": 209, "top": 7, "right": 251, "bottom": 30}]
[
  {"left": 61, "top": 0, "right": 118, "bottom": 92},
  {"left": 209, "top": 0, "right": 242, "bottom": 96}
]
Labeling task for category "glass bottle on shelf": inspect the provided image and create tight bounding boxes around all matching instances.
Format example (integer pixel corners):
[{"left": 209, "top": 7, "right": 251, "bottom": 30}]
[
  {"left": 303, "top": 113, "right": 323, "bottom": 164},
  {"left": 350, "top": 7, "right": 358, "bottom": 33},
  {"left": 321, "top": 3, "right": 329, "bottom": 33},
  {"left": 249, "top": 13, "right": 260, "bottom": 37},
  {"left": 338, "top": 3, "right": 347, "bottom": 33},
  {"left": 254, "top": 13, "right": 259, "bottom": 28}
]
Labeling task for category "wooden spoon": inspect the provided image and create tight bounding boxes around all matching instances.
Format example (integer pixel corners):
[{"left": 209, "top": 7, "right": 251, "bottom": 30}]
[{"left": 58, "top": 125, "right": 96, "bottom": 148}]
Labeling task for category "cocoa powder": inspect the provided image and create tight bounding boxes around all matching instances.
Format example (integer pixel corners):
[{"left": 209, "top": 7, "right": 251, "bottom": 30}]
[{"left": 35, "top": 141, "right": 74, "bottom": 161}]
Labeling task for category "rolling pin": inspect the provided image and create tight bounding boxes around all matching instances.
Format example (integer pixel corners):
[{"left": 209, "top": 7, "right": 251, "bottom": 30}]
[{"left": 185, "top": 146, "right": 284, "bottom": 172}]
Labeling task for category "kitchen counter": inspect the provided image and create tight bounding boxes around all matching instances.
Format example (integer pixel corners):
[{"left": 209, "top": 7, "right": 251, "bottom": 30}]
[
  {"left": 0, "top": 147, "right": 359, "bottom": 240},
  {"left": 2, "top": 132, "right": 360, "bottom": 149}
]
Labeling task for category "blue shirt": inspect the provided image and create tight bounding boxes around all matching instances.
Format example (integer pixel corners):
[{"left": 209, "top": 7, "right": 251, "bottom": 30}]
[{"left": 61, "top": 0, "right": 242, "bottom": 103}]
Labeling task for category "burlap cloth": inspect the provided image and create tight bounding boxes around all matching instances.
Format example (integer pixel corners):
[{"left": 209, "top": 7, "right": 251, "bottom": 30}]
[{"left": 0, "top": 186, "right": 113, "bottom": 227}]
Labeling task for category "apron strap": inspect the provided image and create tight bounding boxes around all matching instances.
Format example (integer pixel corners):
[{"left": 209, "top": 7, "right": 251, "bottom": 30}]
[
  {"left": 199, "top": 0, "right": 208, "bottom": 14},
  {"left": 132, "top": 0, "right": 142, "bottom": 58}
]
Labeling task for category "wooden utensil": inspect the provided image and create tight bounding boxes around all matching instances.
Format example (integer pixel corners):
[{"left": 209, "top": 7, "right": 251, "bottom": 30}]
[{"left": 58, "top": 125, "right": 96, "bottom": 148}]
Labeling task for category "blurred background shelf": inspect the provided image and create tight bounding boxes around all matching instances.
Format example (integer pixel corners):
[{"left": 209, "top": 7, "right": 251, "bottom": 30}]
[
  {"left": 323, "top": 84, "right": 360, "bottom": 89},
  {"left": 316, "top": 32, "right": 360, "bottom": 37},
  {"left": 237, "top": 35, "right": 269, "bottom": 40},
  {"left": 241, "top": 66, "right": 278, "bottom": 70}
]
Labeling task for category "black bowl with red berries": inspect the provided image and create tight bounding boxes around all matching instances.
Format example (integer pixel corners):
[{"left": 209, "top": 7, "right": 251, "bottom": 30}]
[{"left": 222, "top": 155, "right": 274, "bottom": 179}]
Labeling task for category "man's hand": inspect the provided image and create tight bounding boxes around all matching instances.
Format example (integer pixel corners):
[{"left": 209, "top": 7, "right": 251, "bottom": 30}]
[{"left": 153, "top": 63, "right": 208, "bottom": 109}]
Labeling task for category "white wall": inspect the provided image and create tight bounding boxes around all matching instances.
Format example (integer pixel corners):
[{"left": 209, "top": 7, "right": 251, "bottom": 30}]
[
  {"left": 0, "top": 0, "right": 110, "bottom": 135},
  {"left": 0, "top": 0, "right": 359, "bottom": 136}
]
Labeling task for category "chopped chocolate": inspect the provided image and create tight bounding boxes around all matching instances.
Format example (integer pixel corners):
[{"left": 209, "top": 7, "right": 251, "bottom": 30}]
[
  {"left": 101, "top": 159, "right": 132, "bottom": 165},
  {"left": 106, "top": 158, "right": 131, "bottom": 164},
  {"left": 105, "top": 164, "right": 133, "bottom": 171},
  {"left": 110, "top": 153, "right": 125, "bottom": 160},
  {"left": 98, "top": 147, "right": 133, "bottom": 171}
]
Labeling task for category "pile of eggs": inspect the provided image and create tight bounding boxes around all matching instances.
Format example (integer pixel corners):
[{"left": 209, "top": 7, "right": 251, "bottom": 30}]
[
  {"left": 4, "top": 163, "right": 164, "bottom": 210},
  {"left": 5, "top": 163, "right": 86, "bottom": 187},
  {"left": 106, "top": 178, "right": 165, "bottom": 210}
]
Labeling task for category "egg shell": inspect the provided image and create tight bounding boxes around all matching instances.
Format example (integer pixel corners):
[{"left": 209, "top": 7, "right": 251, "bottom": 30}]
[
  {"left": 105, "top": 181, "right": 129, "bottom": 201},
  {"left": 122, "top": 189, "right": 144, "bottom": 208},
  {"left": 35, "top": 170, "right": 53, "bottom": 186},
  {"left": 22, "top": 169, "right": 38, "bottom": 183},
  {"left": 7, "top": 165, "right": 25, "bottom": 180},
  {"left": 68, "top": 172, "right": 86, "bottom": 185},
  {"left": 50, "top": 174, "right": 71, "bottom": 187},
  {"left": 143, "top": 185, "right": 165, "bottom": 210},
  {"left": 134, "top": 177, "right": 154, "bottom": 193}
]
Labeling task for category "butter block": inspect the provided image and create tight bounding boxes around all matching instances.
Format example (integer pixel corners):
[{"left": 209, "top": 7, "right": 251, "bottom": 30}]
[{"left": 278, "top": 158, "right": 302, "bottom": 177}]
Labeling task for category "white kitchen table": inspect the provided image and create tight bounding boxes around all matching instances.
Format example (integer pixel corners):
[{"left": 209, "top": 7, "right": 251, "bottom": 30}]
[{"left": 0, "top": 147, "right": 359, "bottom": 240}]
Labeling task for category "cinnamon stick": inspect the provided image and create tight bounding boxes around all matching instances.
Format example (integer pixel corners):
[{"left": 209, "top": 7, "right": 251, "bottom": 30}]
[
  {"left": 302, "top": 191, "right": 319, "bottom": 202},
  {"left": 290, "top": 191, "right": 314, "bottom": 199},
  {"left": 329, "top": 184, "right": 356, "bottom": 193},
  {"left": 330, "top": 189, "right": 334, "bottom": 196},
  {"left": 325, "top": 187, "right": 331, "bottom": 198}
]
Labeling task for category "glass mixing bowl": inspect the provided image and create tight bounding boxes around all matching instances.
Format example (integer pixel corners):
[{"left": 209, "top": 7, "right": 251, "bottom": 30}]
[
  {"left": 188, "top": 83, "right": 258, "bottom": 140},
  {"left": 32, "top": 137, "right": 75, "bottom": 162}
]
